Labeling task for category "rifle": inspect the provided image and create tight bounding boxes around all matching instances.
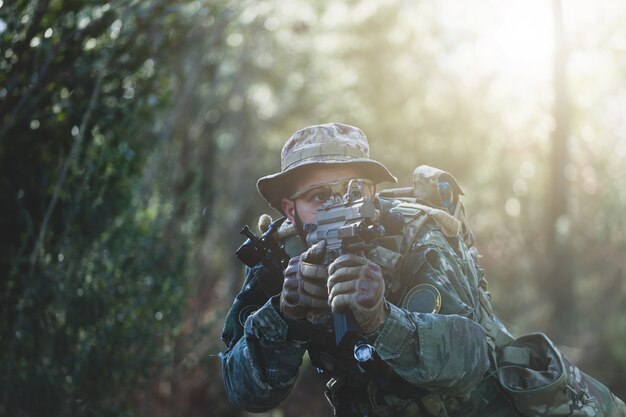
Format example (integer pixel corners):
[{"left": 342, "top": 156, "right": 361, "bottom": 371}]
[
  {"left": 236, "top": 217, "right": 290, "bottom": 277},
  {"left": 305, "top": 179, "right": 385, "bottom": 353}
]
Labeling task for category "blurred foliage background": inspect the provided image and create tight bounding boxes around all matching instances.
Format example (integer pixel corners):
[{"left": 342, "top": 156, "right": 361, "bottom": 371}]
[{"left": 1, "top": 0, "right": 625, "bottom": 416}]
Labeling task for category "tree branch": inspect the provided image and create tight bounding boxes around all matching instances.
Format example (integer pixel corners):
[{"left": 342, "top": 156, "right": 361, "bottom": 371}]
[{"left": 28, "top": 48, "right": 112, "bottom": 270}]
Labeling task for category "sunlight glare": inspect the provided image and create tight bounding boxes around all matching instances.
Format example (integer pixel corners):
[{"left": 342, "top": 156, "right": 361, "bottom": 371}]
[{"left": 476, "top": 1, "right": 553, "bottom": 80}]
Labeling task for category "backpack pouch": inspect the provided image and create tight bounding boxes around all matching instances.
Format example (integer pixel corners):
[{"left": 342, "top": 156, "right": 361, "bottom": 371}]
[{"left": 496, "top": 333, "right": 579, "bottom": 416}]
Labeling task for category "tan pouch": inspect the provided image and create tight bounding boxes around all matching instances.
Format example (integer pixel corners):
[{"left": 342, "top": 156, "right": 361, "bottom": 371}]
[{"left": 496, "top": 333, "right": 572, "bottom": 416}]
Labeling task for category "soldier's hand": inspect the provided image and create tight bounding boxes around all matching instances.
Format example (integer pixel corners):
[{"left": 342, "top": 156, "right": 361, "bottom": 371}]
[
  {"left": 279, "top": 241, "right": 329, "bottom": 321},
  {"left": 327, "top": 254, "right": 387, "bottom": 335}
]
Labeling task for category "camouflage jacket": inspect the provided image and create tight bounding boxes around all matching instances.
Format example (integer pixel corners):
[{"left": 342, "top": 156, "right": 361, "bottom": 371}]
[{"left": 220, "top": 206, "right": 625, "bottom": 417}]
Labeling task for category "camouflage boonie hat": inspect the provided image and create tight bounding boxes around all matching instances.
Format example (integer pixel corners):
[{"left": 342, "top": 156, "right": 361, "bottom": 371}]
[{"left": 257, "top": 123, "right": 397, "bottom": 213}]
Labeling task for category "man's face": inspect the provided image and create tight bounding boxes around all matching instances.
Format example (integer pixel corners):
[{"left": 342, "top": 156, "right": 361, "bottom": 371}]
[{"left": 281, "top": 165, "right": 372, "bottom": 226}]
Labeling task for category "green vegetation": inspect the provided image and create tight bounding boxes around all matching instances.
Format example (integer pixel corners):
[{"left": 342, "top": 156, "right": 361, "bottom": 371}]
[{"left": 1, "top": 1, "right": 625, "bottom": 416}]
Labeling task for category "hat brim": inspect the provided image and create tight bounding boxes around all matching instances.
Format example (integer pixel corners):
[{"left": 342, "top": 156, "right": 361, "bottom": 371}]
[{"left": 257, "top": 159, "right": 397, "bottom": 214}]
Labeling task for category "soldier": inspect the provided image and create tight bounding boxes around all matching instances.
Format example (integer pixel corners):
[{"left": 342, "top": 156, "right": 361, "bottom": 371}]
[{"left": 220, "top": 123, "right": 625, "bottom": 417}]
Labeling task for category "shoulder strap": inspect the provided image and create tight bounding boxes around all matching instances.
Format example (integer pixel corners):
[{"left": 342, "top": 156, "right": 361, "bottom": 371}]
[{"left": 390, "top": 200, "right": 514, "bottom": 352}]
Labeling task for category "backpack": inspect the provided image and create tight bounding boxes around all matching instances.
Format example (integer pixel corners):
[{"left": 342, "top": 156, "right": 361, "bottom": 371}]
[
  {"left": 396, "top": 165, "right": 626, "bottom": 417},
  {"left": 379, "top": 165, "right": 475, "bottom": 249}
]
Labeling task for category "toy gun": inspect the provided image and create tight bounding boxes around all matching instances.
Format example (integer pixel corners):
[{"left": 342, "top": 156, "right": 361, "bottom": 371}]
[
  {"left": 305, "top": 179, "right": 385, "bottom": 351},
  {"left": 236, "top": 217, "right": 290, "bottom": 277}
]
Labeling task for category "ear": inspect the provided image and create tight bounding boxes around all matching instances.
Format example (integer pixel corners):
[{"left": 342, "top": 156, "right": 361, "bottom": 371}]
[{"left": 281, "top": 198, "right": 295, "bottom": 222}]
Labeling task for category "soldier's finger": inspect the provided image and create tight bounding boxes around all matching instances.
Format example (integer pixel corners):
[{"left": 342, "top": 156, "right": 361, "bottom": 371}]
[
  {"left": 299, "top": 261, "right": 328, "bottom": 280},
  {"left": 358, "top": 260, "right": 382, "bottom": 280},
  {"left": 302, "top": 240, "right": 327, "bottom": 264},
  {"left": 283, "top": 276, "right": 299, "bottom": 291},
  {"left": 328, "top": 280, "right": 356, "bottom": 301},
  {"left": 330, "top": 293, "right": 355, "bottom": 314},
  {"left": 284, "top": 262, "right": 299, "bottom": 276},
  {"left": 300, "top": 293, "right": 330, "bottom": 309},
  {"left": 328, "top": 265, "right": 364, "bottom": 285},
  {"left": 328, "top": 254, "right": 367, "bottom": 275},
  {"left": 282, "top": 288, "right": 300, "bottom": 305},
  {"left": 301, "top": 279, "right": 328, "bottom": 299}
]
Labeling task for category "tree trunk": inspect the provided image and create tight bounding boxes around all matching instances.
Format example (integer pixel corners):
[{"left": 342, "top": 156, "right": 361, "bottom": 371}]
[{"left": 545, "top": 0, "right": 574, "bottom": 340}]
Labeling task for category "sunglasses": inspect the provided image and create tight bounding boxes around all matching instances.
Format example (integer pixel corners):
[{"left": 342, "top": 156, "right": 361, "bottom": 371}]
[{"left": 288, "top": 178, "right": 375, "bottom": 202}]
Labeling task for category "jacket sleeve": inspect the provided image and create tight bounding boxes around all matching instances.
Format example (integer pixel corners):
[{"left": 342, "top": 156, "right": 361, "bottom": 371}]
[
  {"left": 220, "top": 294, "right": 311, "bottom": 412},
  {"left": 367, "top": 230, "right": 490, "bottom": 397}
]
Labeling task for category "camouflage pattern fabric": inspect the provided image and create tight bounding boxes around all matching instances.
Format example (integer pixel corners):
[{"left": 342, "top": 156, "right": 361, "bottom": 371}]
[
  {"left": 221, "top": 211, "right": 501, "bottom": 416},
  {"left": 411, "top": 165, "right": 475, "bottom": 248},
  {"left": 496, "top": 333, "right": 626, "bottom": 417},
  {"left": 220, "top": 208, "right": 625, "bottom": 417}
]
